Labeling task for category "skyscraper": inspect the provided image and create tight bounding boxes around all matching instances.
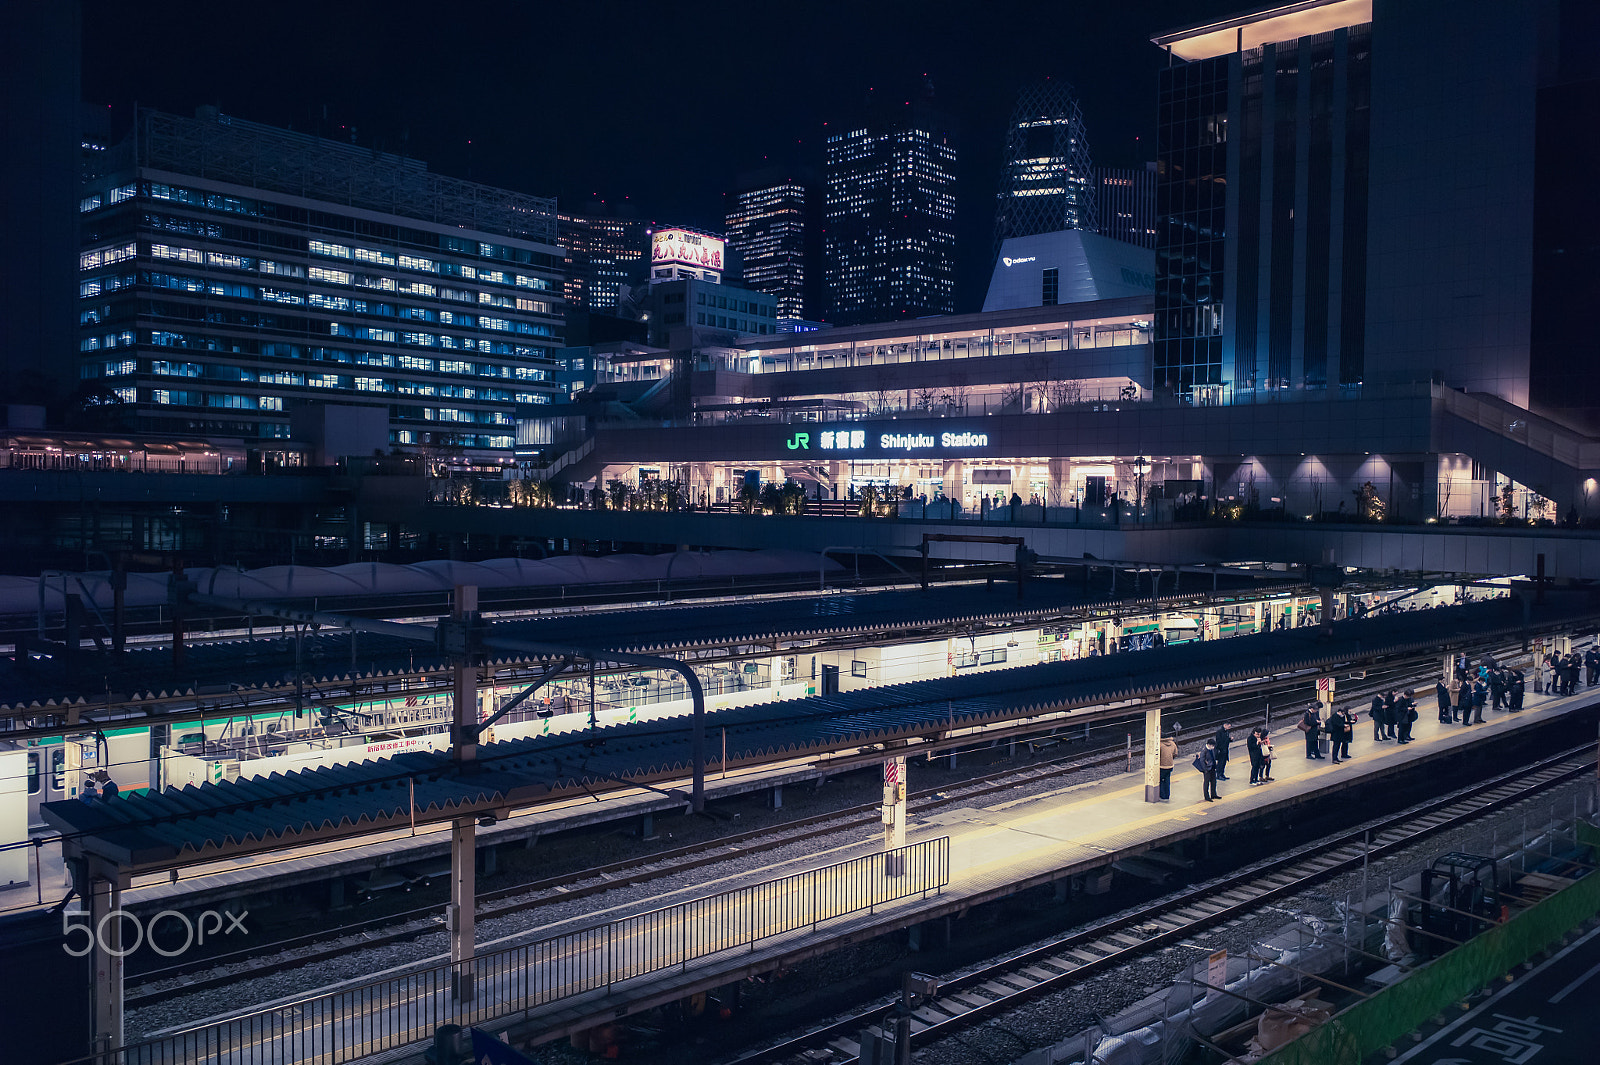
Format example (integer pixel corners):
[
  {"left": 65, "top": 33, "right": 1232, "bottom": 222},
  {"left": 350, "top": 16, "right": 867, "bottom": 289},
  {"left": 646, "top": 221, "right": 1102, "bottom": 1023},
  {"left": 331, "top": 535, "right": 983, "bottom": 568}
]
[
  {"left": 993, "top": 80, "right": 1095, "bottom": 256},
  {"left": 558, "top": 208, "right": 651, "bottom": 314},
  {"left": 77, "top": 108, "right": 564, "bottom": 459},
  {"left": 724, "top": 180, "right": 807, "bottom": 320},
  {"left": 823, "top": 93, "right": 957, "bottom": 326},
  {"left": 1095, "top": 165, "right": 1157, "bottom": 250}
]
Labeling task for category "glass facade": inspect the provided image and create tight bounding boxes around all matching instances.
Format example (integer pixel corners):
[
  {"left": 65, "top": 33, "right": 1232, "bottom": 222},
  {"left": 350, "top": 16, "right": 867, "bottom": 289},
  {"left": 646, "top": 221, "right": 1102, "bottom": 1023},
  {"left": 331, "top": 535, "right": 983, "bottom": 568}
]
[
  {"left": 823, "top": 113, "right": 957, "bottom": 326},
  {"left": 557, "top": 211, "right": 650, "bottom": 314},
  {"left": 994, "top": 80, "right": 1095, "bottom": 254},
  {"left": 1156, "top": 21, "right": 1371, "bottom": 396},
  {"left": 1155, "top": 54, "right": 1229, "bottom": 392},
  {"left": 724, "top": 183, "right": 807, "bottom": 320},
  {"left": 77, "top": 111, "right": 563, "bottom": 457}
]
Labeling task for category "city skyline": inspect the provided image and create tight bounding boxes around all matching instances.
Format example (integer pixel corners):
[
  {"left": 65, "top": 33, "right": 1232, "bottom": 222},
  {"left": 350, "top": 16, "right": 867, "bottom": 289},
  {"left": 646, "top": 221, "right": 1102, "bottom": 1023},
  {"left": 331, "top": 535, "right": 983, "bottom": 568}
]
[{"left": 77, "top": 0, "right": 1244, "bottom": 312}]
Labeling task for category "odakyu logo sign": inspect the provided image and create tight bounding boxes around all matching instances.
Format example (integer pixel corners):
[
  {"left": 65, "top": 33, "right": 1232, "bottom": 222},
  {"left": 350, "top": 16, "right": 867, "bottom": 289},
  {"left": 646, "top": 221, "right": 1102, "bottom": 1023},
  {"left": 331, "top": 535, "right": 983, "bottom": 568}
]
[
  {"left": 63, "top": 906, "right": 247, "bottom": 957},
  {"left": 1001, "top": 256, "right": 1036, "bottom": 267}
]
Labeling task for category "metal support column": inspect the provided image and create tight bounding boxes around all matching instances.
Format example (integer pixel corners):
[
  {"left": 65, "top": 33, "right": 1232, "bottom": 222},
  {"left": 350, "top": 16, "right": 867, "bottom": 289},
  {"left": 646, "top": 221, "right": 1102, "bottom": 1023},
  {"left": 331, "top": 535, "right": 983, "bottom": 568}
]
[
  {"left": 449, "top": 585, "right": 479, "bottom": 1002},
  {"left": 86, "top": 858, "right": 123, "bottom": 1059},
  {"left": 1143, "top": 706, "right": 1162, "bottom": 803}
]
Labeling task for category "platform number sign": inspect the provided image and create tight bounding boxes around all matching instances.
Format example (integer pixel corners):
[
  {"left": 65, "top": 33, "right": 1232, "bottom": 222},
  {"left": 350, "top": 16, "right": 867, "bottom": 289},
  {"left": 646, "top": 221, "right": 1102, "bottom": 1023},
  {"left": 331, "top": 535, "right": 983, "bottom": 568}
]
[{"left": 1316, "top": 677, "right": 1336, "bottom": 692}]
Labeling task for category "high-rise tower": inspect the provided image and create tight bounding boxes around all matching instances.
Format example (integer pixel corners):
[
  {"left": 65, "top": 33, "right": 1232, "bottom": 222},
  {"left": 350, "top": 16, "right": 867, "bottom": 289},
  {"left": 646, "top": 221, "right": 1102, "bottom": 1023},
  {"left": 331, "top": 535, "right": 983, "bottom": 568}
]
[
  {"left": 823, "top": 93, "right": 957, "bottom": 326},
  {"left": 993, "top": 80, "right": 1095, "bottom": 256},
  {"left": 725, "top": 180, "right": 807, "bottom": 321}
]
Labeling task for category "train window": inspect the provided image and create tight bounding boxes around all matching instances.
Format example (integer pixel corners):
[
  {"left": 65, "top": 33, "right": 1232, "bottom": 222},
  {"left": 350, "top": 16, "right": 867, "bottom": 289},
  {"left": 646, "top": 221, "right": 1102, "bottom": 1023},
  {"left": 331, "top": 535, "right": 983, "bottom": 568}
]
[
  {"left": 50, "top": 748, "right": 66, "bottom": 790},
  {"left": 27, "top": 751, "right": 40, "bottom": 795}
]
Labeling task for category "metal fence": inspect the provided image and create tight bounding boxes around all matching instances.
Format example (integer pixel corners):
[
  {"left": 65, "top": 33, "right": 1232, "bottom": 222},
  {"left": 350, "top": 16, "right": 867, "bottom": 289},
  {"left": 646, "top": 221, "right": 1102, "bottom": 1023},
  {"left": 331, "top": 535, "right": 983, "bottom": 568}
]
[{"left": 92, "top": 836, "right": 950, "bottom": 1065}]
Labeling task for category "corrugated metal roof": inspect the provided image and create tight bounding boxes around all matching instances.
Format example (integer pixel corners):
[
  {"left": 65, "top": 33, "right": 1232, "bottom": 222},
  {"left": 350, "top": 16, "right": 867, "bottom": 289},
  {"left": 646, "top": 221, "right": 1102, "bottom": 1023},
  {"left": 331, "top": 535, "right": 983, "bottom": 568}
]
[
  {"left": 0, "top": 579, "right": 1283, "bottom": 713},
  {"left": 43, "top": 597, "right": 1596, "bottom": 874}
]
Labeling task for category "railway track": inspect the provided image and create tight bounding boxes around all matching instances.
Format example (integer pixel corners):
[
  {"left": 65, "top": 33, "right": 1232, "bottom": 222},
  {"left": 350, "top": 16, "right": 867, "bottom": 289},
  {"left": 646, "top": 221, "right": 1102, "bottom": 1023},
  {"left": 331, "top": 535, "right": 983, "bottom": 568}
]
[
  {"left": 732, "top": 744, "right": 1597, "bottom": 1064},
  {"left": 123, "top": 640, "right": 1515, "bottom": 1007}
]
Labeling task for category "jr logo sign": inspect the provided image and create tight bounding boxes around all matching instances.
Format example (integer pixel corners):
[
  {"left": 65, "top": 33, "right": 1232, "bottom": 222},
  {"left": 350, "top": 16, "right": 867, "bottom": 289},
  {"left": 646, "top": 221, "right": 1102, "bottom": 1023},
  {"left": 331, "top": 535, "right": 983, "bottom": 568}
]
[{"left": 785, "top": 432, "right": 810, "bottom": 450}]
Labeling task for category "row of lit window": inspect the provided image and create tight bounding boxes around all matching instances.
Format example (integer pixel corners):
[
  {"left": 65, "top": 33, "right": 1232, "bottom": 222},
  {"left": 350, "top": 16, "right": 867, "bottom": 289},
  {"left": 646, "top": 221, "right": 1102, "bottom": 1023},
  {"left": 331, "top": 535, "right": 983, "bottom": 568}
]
[{"left": 85, "top": 181, "right": 558, "bottom": 272}]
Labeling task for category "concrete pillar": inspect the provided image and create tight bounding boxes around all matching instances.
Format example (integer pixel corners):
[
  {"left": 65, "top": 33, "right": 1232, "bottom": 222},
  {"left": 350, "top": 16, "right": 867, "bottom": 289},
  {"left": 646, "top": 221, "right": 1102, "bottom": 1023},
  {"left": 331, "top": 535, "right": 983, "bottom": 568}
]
[
  {"left": 641, "top": 812, "right": 654, "bottom": 837},
  {"left": 450, "top": 817, "right": 476, "bottom": 1001},
  {"left": 943, "top": 460, "right": 965, "bottom": 507},
  {"left": 908, "top": 922, "right": 923, "bottom": 952},
  {"left": 87, "top": 859, "right": 123, "bottom": 1058},
  {"left": 770, "top": 784, "right": 784, "bottom": 811},
  {"left": 1048, "top": 458, "right": 1071, "bottom": 509},
  {"left": 449, "top": 585, "right": 479, "bottom": 1003},
  {"left": 1143, "top": 707, "right": 1162, "bottom": 803}
]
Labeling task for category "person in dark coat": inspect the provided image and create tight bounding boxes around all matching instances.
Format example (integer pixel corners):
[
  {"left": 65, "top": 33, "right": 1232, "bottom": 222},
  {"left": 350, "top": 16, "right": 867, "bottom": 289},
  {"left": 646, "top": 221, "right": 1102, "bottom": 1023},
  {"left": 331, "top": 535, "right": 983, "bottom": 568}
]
[
  {"left": 1471, "top": 677, "right": 1488, "bottom": 723},
  {"left": 1328, "top": 707, "right": 1346, "bottom": 764},
  {"left": 1396, "top": 693, "right": 1416, "bottom": 743},
  {"left": 1435, "top": 679, "right": 1453, "bottom": 723},
  {"left": 1246, "top": 728, "right": 1264, "bottom": 784},
  {"left": 1489, "top": 669, "right": 1506, "bottom": 712},
  {"left": 1509, "top": 669, "right": 1525, "bottom": 711},
  {"left": 1213, "top": 722, "right": 1233, "bottom": 781},
  {"left": 1195, "top": 740, "right": 1219, "bottom": 801},
  {"left": 1370, "top": 693, "right": 1387, "bottom": 741},
  {"left": 1586, "top": 646, "right": 1600, "bottom": 687},
  {"left": 1300, "top": 706, "right": 1322, "bottom": 759},
  {"left": 1340, "top": 706, "right": 1357, "bottom": 759}
]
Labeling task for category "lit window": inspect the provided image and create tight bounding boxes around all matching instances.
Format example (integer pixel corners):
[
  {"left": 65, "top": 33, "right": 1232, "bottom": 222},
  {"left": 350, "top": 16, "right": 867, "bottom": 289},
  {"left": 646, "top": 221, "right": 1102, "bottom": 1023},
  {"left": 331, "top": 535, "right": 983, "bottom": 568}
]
[{"left": 309, "top": 240, "right": 352, "bottom": 259}]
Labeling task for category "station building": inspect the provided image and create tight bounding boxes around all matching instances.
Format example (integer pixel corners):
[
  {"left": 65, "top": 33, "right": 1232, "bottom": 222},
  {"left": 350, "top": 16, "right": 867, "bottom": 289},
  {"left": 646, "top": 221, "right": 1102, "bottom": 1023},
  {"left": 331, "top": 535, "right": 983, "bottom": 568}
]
[
  {"left": 522, "top": 219, "right": 1598, "bottom": 523},
  {"left": 520, "top": 0, "right": 1600, "bottom": 522}
]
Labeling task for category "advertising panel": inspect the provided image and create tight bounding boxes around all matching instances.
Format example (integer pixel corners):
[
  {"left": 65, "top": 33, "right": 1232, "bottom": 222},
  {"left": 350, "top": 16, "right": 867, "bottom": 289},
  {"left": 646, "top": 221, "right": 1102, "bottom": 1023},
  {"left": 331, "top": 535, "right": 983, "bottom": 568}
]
[{"left": 652, "top": 228, "right": 725, "bottom": 271}]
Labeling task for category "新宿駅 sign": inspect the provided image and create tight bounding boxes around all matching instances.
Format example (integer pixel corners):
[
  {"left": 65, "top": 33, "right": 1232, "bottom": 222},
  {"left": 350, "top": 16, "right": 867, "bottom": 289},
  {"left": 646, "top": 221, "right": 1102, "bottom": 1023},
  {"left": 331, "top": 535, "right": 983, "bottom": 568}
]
[{"left": 784, "top": 428, "right": 990, "bottom": 452}]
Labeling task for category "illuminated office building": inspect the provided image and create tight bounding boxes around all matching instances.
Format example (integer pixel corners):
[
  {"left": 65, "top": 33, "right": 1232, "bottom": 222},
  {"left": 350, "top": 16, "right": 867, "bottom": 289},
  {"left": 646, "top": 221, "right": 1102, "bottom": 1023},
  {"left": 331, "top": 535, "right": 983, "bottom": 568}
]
[
  {"left": 993, "top": 80, "right": 1095, "bottom": 256},
  {"left": 822, "top": 98, "right": 957, "bottom": 326},
  {"left": 725, "top": 181, "right": 807, "bottom": 320},
  {"left": 558, "top": 209, "right": 650, "bottom": 313},
  {"left": 76, "top": 108, "right": 563, "bottom": 460}
]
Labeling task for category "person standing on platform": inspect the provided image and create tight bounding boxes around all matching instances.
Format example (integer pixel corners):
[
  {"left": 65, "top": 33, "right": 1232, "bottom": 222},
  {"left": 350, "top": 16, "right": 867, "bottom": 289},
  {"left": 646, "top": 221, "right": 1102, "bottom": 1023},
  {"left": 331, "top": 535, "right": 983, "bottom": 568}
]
[
  {"left": 1259, "top": 729, "right": 1274, "bottom": 781},
  {"left": 1489, "top": 668, "right": 1506, "bottom": 712},
  {"left": 1472, "top": 677, "right": 1488, "bottom": 723},
  {"left": 1370, "top": 693, "right": 1388, "bottom": 742},
  {"left": 1509, "top": 669, "right": 1525, "bottom": 711},
  {"left": 1585, "top": 645, "right": 1599, "bottom": 687},
  {"left": 1342, "top": 705, "right": 1358, "bottom": 759},
  {"left": 1436, "top": 679, "right": 1453, "bottom": 723},
  {"left": 1159, "top": 729, "right": 1178, "bottom": 801},
  {"left": 1246, "top": 727, "right": 1264, "bottom": 784},
  {"left": 1194, "top": 740, "right": 1219, "bottom": 802},
  {"left": 1387, "top": 691, "right": 1401, "bottom": 739},
  {"left": 1213, "top": 722, "right": 1233, "bottom": 781},
  {"left": 1396, "top": 692, "right": 1417, "bottom": 743},
  {"left": 1569, "top": 652, "right": 1584, "bottom": 694},
  {"left": 1299, "top": 705, "right": 1322, "bottom": 759},
  {"left": 1327, "top": 705, "right": 1345, "bottom": 764}
]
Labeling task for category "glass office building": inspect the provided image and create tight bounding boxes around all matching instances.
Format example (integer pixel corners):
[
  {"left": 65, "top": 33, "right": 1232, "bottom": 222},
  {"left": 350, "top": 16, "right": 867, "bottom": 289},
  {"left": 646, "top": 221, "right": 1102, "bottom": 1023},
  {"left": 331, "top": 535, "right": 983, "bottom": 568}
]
[
  {"left": 558, "top": 210, "right": 651, "bottom": 314},
  {"left": 1153, "top": 5, "right": 1372, "bottom": 396},
  {"left": 725, "top": 181, "right": 807, "bottom": 321},
  {"left": 822, "top": 105, "right": 957, "bottom": 326},
  {"left": 993, "top": 80, "right": 1095, "bottom": 255},
  {"left": 77, "top": 108, "right": 564, "bottom": 460}
]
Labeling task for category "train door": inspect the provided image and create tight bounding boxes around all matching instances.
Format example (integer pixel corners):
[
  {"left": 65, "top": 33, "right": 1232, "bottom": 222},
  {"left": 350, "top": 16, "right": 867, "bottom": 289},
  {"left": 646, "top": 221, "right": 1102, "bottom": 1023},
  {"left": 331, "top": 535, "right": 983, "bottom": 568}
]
[{"left": 26, "top": 745, "right": 69, "bottom": 828}]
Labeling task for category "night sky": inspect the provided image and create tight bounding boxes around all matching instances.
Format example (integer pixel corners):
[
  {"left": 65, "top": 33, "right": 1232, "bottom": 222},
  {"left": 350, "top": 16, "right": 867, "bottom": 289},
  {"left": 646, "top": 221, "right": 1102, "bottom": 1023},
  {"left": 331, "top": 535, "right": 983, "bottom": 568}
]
[{"left": 81, "top": 0, "right": 1240, "bottom": 311}]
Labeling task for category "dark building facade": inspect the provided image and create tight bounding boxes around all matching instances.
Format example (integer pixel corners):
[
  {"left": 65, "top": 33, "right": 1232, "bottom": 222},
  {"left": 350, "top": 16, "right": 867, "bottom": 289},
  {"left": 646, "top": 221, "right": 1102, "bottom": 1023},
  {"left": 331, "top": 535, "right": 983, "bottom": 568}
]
[
  {"left": 1153, "top": 0, "right": 1600, "bottom": 436},
  {"left": 557, "top": 208, "right": 651, "bottom": 315},
  {"left": 724, "top": 181, "right": 808, "bottom": 321},
  {"left": 76, "top": 109, "right": 564, "bottom": 461},
  {"left": 822, "top": 99, "right": 957, "bottom": 326},
  {"left": 993, "top": 80, "right": 1095, "bottom": 256},
  {"left": 1095, "top": 165, "right": 1157, "bottom": 250}
]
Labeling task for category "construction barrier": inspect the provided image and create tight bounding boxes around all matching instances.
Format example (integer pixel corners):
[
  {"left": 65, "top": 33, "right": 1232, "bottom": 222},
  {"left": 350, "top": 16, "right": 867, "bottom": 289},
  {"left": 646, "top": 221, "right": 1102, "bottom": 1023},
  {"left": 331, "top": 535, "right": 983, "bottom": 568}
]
[{"left": 1261, "top": 819, "right": 1600, "bottom": 1065}]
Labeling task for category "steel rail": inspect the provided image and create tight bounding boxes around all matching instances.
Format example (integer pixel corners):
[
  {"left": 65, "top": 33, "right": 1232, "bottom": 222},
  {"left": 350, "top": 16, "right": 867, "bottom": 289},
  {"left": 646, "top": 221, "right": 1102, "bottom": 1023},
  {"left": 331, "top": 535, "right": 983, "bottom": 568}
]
[{"left": 731, "top": 744, "right": 1599, "bottom": 1064}]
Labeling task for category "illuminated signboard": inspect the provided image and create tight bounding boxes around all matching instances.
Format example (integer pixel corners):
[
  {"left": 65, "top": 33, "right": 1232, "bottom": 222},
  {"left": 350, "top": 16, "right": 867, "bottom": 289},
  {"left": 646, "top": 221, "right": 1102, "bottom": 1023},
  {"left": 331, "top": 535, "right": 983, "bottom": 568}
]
[
  {"left": 652, "top": 229, "right": 725, "bottom": 272},
  {"left": 783, "top": 428, "right": 989, "bottom": 452}
]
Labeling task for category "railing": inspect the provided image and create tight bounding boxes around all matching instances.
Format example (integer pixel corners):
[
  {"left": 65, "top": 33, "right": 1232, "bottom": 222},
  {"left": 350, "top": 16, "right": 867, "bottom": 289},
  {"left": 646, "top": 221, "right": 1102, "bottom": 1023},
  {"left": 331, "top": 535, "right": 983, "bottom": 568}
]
[{"left": 84, "top": 837, "right": 949, "bottom": 1065}]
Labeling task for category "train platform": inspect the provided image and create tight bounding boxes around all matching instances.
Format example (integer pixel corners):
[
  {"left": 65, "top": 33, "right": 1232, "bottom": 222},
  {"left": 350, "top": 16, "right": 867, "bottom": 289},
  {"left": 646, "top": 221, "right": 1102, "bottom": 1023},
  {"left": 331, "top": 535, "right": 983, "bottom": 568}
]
[
  {"left": 489, "top": 678, "right": 1600, "bottom": 1048},
  {"left": 122, "top": 676, "right": 1600, "bottom": 1062}
]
